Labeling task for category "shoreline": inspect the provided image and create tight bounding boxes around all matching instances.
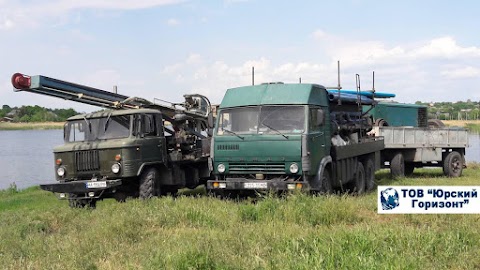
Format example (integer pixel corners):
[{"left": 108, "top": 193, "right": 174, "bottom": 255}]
[{"left": 0, "top": 122, "right": 64, "bottom": 130}]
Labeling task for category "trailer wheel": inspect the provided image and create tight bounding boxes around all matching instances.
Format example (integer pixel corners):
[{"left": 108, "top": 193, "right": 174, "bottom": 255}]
[
  {"left": 365, "top": 159, "right": 375, "bottom": 191},
  {"left": 139, "top": 167, "right": 159, "bottom": 199},
  {"left": 68, "top": 194, "right": 96, "bottom": 208},
  {"left": 390, "top": 152, "right": 405, "bottom": 178},
  {"left": 443, "top": 151, "right": 464, "bottom": 177},
  {"left": 405, "top": 162, "right": 415, "bottom": 176},
  {"left": 353, "top": 162, "right": 366, "bottom": 195}
]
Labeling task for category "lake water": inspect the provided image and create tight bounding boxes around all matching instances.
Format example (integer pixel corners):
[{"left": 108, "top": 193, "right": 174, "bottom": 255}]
[{"left": 0, "top": 130, "right": 479, "bottom": 190}]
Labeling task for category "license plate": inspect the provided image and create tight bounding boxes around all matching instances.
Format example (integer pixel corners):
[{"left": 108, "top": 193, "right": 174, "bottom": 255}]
[
  {"left": 86, "top": 181, "right": 107, "bottom": 189},
  {"left": 243, "top": 182, "right": 268, "bottom": 189}
]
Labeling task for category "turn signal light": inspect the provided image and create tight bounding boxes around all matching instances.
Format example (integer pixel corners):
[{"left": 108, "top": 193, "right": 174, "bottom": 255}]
[
  {"left": 296, "top": 183, "right": 303, "bottom": 189},
  {"left": 56, "top": 159, "right": 62, "bottom": 165},
  {"left": 115, "top": 154, "right": 122, "bottom": 161},
  {"left": 213, "top": 182, "right": 219, "bottom": 188},
  {"left": 11, "top": 73, "right": 31, "bottom": 89}
]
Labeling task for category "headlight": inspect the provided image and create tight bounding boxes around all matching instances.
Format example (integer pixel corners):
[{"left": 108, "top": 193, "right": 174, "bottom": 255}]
[
  {"left": 289, "top": 163, "right": 299, "bottom": 174},
  {"left": 57, "top": 167, "right": 66, "bottom": 177},
  {"left": 217, "top": 163, "right": 226, "bottom": 173},
  {"left": 111, "top": 163, "right": 121, "bottom": 174}
]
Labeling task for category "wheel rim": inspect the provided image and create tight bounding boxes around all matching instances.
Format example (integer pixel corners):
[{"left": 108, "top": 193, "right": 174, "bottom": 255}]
[{"left": 451, "top": 157, "right": 461, "bottom": 173}]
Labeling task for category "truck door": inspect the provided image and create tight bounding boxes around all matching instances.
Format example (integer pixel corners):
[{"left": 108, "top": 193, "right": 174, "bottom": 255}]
[
  {"left": 137, "top": 114, "right": 165, "bottom": 163},
  {"left": 307, "top": 107, "right": 328, "bottom": 174}
]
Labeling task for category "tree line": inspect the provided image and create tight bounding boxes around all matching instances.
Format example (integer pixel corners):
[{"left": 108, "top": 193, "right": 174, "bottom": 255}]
[
  {"left": 0, "top": 105, "right": 80, "bottom": 122},
  {"left": 415, "top": 100, "right": 480, "bottom": 120}
]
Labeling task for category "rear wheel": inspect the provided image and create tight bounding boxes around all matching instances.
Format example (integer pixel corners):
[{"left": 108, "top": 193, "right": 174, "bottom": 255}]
[
  {"left": 139, "top": 168, "right": 159, "bottom": 199},
  {"left": 390, "top": 152, "right": 405, "bottom": 178},
  {"left": 443, "top": 151, "right": 463, "bottom": 177},
  {"left": 319, "top": 169, "right": 333, "bottom": 194},
  {"left": 353, "top": 162, "right": 366, "bottom": 195},
  {"left": 364, "top": 158, "right": 375, "bottom": 191}
]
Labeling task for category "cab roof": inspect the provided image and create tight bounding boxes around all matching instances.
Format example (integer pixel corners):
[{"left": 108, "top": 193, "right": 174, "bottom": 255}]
[
  {"left": 220, "top": 83, "right": 328, "bottom": 108},
  {"left": 67, "top": 108, "right": 161, "bottom": 121}
]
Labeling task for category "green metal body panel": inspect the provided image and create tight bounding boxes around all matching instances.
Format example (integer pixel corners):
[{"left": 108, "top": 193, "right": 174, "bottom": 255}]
[
  {"left": 364, "top": 102, "right": 428, "bottom": 127},
  {"left": 213, "top": 83, "right": 332, "bottom": 180},
  {"left": 213, "top": 135, "right": 303, "bottom": 174},
  {"left": 220, "top": 83, "right": 329, "bottom": 108},
  {"left": 54, "top": 109, "right": 166, "bottom": 183}
]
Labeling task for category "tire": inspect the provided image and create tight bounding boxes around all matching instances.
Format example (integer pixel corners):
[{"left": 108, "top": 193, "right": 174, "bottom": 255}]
[
  {"left": 374, "top": 118, "right": 389, "bottom": 127},
  {"left": 390, "top": 152, "right": 405, "bottom": 178},
  {"left": 364, "top": 159, "right": 375, "bottom": 191},
  {"left": 353, "top": 162, "right": 366, "bottom": 195},
  {"left": 318, "top": 169, "right": 333, "bottom": 194},
  {"left": 428, "top": 119, "right": 445, "bottom": 129},
  {"left": 139, "top": 168, "right": 159, "bottom": 199},
  {"left": 68, "top": 194, "right": 96, "bottom": 208},
  {"left": 405, "top": 162, "right": 415, "bottom": 176},
  {"left": 443, "top": 151, "right": 464, "bottom": 177}
]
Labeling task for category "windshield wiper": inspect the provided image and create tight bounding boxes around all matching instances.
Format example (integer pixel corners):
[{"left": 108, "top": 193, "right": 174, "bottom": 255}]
[
  {"left": 104, "top": 112, "right": 113, "bottom": 132},
  {"left": 223, "top": 129, "right": 244, "bottom": 140},
  {"left": 261, "top": 122, "right": 288, "bottom": 139}
]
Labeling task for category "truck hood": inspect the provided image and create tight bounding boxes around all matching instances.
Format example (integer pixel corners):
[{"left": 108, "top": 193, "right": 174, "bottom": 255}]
[
  {"left": 54, "top": 138, "right": 138, "bottom": 153},
  {"left": 213, "top": 135, "right": 301, "bottom": 162}
]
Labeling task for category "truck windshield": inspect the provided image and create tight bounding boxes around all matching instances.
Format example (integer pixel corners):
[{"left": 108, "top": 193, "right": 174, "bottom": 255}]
[
  {"left": 65, "top": 115, "right": 131, "bottom": 142},
  {"left": 217, "top": 106, "right": 305, "bottom": 135}
]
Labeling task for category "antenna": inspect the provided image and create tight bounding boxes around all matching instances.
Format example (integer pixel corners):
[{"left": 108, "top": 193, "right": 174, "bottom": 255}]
[
  {"left": 252, "top": 66, "right": 255, "bottom": 85},
  {"left": 337, "top": 60, "right": 342, "bottom": 105},
  {"left": 299, "top": 77, "right": 302, "bottom": 84}
]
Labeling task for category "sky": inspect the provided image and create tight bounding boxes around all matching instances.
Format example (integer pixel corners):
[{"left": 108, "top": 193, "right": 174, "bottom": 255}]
[{"left": 1, "top": 0, "right": 479, "bottom": 112}]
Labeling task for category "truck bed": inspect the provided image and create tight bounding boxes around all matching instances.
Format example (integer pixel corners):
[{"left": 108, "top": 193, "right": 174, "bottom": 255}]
[{"left": 372, "top": 126, "right": 468, "bottom": 149}]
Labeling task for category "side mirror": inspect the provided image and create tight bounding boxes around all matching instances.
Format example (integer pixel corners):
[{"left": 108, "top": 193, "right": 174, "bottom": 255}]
[
  {"left": 316, "top": 110, "right": 325, "bottom": 126},
  {"left": 208, "top": 113, "right": 215, "bottom": 129}
]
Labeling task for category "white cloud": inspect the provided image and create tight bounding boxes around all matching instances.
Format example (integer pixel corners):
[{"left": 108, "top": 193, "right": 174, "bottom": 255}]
[
  {"left": 441, "top": 66, "right": 480, "bottom": 79},
  {"left": 158, "top": 32, "right": 480, "bottom": 104},
  {"left": 0, "top": 0, "right": 183, "bottom": 30},
  {"left": 167, "top": 18, "right": 180, "bottom": 26}
]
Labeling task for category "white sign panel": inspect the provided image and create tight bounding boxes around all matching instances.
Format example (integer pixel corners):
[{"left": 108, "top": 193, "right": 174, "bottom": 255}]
[{"left": 378, "top": 186, "right": 480, "bottom": 214}]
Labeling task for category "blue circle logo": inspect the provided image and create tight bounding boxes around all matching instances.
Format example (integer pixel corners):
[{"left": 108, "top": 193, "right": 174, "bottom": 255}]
[{"left": 381, "top": 188, "right": 400, "bottom": 210}]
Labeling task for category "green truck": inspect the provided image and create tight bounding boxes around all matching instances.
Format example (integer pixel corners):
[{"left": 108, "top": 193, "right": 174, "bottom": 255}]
[
  {"left": 207, "top": 83, "right": 384, "bottom": 195},
  {"left": 12, "top": 73, "right": 213, "bottom": 208}
]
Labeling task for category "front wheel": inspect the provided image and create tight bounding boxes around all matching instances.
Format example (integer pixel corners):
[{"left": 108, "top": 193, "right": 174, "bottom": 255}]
[
  {"left": 68, "top": 194, "right": 97, "bottom": 208},
  {"left": 139, "top": 168, "right": 159, "bottom": 199},
  {"left": 443, "top": 151, "right": 464, "bottom": 177}
]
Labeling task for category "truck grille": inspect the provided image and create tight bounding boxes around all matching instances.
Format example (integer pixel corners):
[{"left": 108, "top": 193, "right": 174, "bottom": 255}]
[
  {"left": 75, "top": 150, "right": 100, "bottom": 172},
  {"left": 229, "top": 163, "right": 285, "bottom": 174}
]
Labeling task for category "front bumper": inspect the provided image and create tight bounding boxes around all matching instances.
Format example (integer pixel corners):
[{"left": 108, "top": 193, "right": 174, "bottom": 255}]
[
  {"left": 40, "top": 179, "right": 122, "bottom": 195},
  {"left": 207, "top": 178, "right": 310, "bottom": 192}
]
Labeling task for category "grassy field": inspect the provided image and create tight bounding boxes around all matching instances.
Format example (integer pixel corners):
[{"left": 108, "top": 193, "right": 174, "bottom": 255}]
[
  {"left": 443, "top": 120, "right": 480, "bottom": 131},
  {"left": 1, "top": 169, "right": 480, "bottom": 269},
  {"left": 0, "top": 122, "right": 63, "bottom": 130}
]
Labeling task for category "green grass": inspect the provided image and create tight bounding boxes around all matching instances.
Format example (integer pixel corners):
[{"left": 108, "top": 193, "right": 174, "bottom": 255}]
[
  {"left": 2, "top": 169, "right": 480, "bottom": 269},
  {"left": 465, "top": 123, "right": 480, "bottom": 133},
  {"left": 0, "top": 122, "right": 63, "bottom": 130}
]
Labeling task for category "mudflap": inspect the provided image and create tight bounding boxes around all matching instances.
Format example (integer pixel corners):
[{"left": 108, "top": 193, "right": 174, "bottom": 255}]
[
  {"left": 207, "top": 179, "right": 310, "bottom": 192},
  {"left": 40, "top": 179, "right": 122, "bottom": 199}
]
